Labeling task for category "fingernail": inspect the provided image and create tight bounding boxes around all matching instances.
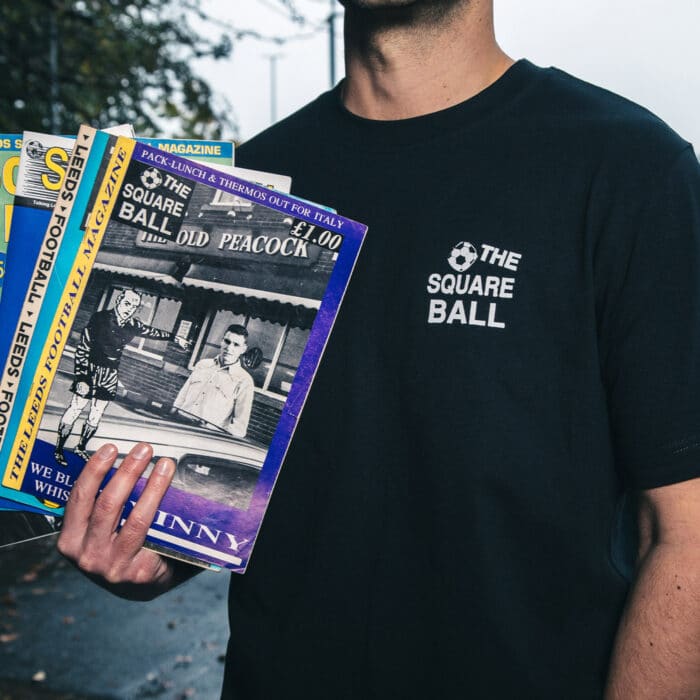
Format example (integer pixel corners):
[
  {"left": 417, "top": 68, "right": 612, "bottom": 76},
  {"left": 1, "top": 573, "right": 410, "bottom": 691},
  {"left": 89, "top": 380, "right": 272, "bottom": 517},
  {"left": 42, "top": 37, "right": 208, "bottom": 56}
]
[
  {"left": 95, "top": 443, "right": 116, "bottom": 459},
  {"left": 132, "top": 443, "right": 151, "bottom": 459},
  {"left": 157, "top": 458, "right": 175, "bottom": 476}
]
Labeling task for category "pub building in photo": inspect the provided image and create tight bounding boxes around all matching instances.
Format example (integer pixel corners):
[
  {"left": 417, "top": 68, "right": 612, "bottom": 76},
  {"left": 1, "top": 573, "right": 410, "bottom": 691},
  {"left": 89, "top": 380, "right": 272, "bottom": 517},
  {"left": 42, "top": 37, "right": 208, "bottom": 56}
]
[{"left": 56, "top": 180, "right": 337, "bottom": 447}]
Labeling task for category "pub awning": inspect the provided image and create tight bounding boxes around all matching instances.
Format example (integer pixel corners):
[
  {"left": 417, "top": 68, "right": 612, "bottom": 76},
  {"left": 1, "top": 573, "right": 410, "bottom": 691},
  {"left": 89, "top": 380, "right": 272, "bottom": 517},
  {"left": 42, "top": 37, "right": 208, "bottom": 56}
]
[
  {"left": 92, "top": 253, "right": 322, "bottom": 328},
  {"left": 181, "top": 274, "right": 320, "bottom": 311},
  {"left": 182, "top": 267, "right": 320, "bottom": 329},
  {"left": 182, "top": 262, "right": 325, "bottom": 307},
  {"left": 93, "top": 252, "right": 180, "bottom": 286}
]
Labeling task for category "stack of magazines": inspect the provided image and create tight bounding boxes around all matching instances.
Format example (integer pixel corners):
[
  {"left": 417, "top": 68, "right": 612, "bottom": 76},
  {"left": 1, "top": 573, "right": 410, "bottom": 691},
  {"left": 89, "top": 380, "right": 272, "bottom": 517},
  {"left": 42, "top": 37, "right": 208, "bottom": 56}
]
[{"left": 0, "top": 126, "right": 366, "bottom": 572}]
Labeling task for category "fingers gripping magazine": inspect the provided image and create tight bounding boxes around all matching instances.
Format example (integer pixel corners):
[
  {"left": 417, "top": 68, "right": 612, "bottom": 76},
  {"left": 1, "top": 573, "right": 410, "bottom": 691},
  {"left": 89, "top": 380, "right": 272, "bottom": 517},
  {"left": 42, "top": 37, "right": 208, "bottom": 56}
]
[{"left": 0, "top": 133, "right": 367, "bottom": 571}]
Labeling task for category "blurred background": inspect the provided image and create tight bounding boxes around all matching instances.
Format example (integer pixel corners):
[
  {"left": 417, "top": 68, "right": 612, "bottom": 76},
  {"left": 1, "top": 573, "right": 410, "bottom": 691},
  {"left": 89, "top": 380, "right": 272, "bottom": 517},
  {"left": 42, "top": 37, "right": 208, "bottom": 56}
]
[
  {"left": 0, "top": 1, "right": 699, "bottom": 146},
  {"left": 0, "top": 1, "right": 699, "bottom": 699}
]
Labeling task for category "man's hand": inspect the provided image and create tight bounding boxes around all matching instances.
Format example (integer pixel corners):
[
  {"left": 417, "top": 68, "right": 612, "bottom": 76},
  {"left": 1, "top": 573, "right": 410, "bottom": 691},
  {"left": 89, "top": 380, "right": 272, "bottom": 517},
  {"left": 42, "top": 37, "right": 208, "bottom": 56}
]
[
  {"left": 74, "top": 381, "right": 90, "bottom": 397},
  {"left": 173, "top": 336, "right": 192, "bottom": 351},
  {"left": 57, "top": 442, "right": 199, "bottom": 601}
]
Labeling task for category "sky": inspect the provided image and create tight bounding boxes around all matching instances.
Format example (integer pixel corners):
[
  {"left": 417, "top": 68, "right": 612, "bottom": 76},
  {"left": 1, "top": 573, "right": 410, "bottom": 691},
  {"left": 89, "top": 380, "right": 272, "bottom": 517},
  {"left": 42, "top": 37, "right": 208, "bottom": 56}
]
[{"left": 195, "top": 1, "right": 700, "bottom": 149}]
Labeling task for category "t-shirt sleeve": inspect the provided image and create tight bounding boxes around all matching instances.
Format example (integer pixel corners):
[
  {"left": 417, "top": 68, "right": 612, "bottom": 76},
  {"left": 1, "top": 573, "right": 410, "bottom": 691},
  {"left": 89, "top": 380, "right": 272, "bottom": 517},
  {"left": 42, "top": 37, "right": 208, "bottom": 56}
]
[{"left": 598, "top": 144, "right": 700, "bottom": 489}]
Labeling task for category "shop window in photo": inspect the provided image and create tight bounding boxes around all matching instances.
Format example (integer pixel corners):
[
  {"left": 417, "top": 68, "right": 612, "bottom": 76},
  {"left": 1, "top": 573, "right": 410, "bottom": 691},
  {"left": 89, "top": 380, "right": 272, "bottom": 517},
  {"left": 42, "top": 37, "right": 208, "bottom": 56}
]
[
  {"left": 244, "top": 317, "right": 283, "bottom": 390},
  {"left": 195, "top": 310, "right": 310, "bottom": 399},
  {"left": 199, "top": 310, "right": 248, "bottom": 360},
  {"left": 268, "top": 326, "right": 306, "bottom": 395}
]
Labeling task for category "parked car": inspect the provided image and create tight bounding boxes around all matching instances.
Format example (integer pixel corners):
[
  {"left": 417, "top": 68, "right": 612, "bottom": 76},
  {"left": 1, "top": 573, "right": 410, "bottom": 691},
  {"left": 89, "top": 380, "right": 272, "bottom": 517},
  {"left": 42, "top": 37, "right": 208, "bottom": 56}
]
[{"left": 38, "top": 406, "right": 266, "bottom": 511}]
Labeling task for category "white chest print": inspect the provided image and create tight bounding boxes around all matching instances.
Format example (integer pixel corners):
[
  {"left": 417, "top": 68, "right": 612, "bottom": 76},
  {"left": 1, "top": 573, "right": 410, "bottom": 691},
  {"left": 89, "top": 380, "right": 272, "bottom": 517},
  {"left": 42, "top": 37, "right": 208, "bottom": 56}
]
[{"left": 427, "top": 242, "right": 522, "bottom": 329}]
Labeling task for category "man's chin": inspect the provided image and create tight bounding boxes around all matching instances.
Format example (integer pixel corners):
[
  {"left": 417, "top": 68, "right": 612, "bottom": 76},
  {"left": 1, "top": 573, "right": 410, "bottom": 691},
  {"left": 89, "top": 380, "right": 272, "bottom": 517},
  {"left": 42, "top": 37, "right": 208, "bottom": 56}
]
[
  {"left": 340, "top": 0, "right": 417, "bottom": 7},
  {"left": 340, "top": 0, "right": 468, "bottom": 27},
  {"left": 340, "top": 0, "right": 463, "bottom": 10}
]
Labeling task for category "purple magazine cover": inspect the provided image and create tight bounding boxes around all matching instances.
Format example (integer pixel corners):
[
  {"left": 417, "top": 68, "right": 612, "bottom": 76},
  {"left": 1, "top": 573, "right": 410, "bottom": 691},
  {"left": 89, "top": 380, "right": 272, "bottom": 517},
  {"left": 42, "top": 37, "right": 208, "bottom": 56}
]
[{"left": 24, "top": 139, "right": 366, "bottom": 571}]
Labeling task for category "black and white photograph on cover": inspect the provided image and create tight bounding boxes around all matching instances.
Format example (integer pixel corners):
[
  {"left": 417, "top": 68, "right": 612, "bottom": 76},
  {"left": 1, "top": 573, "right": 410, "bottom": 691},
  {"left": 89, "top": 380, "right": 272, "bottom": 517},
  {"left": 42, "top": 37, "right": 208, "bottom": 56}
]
[
  {"left": 52, "top": 288, "right": 193, "bottom": 467},
  {"left": 37, "top": 178, "right": 335, "bottom": 511}
]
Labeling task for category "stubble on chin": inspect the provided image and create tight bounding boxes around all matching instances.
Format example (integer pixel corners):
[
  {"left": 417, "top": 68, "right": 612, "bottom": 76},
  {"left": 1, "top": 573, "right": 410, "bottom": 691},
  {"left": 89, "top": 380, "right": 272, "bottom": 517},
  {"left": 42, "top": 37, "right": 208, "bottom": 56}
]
[{"left": 340, "top": 0, "right": 470, "bottom": 28}]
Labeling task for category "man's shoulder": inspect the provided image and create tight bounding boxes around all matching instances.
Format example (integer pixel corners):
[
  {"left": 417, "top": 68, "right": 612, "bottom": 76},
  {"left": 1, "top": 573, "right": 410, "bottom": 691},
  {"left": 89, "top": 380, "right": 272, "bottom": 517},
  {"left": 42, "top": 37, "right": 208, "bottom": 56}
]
[
  {"left": 88, "top": 309, "right": 113, "bottom": 324},
  {"left": 236, "top": 91, "right": 332, "bottom": 171},
  {"left": 228, "top": 363, "right": 254, "bottom": 386},
  {"left": 194, "top": 357, "right": 217, "bottom": 369},
  {"left": 533, "top": 63, "right": 690, "bottom": 162}
]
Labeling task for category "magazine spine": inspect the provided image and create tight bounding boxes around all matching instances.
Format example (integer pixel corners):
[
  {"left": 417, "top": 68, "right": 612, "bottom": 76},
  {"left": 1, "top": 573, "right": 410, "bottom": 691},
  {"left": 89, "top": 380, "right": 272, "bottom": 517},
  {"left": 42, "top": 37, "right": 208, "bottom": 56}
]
[
  {"left": 0, "top": 127, "right": 97, "bottom": 460},
  {"left": 0, "top": 135, "right": 22, "bottom": 298},
  {"left": 3, "top": 136, "right": 135, "bottom": 488}
]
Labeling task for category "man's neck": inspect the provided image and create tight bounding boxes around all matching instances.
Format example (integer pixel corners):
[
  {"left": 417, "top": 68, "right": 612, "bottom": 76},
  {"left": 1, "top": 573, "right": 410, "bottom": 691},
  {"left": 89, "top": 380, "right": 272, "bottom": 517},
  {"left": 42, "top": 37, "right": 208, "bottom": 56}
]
[
  {"left": 217, "top": 356, "right": 239, "bottom": 369},
  {"left": 341, "top": 0, "right": 513, "bottom": 120}
]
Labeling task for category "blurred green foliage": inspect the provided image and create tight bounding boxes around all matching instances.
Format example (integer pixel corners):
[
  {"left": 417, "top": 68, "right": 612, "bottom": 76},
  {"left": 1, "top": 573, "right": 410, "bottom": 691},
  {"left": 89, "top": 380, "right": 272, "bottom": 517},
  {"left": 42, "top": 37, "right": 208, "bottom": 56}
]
[{"left": 0, "top": 0, "right": 237, "bottom": 138}]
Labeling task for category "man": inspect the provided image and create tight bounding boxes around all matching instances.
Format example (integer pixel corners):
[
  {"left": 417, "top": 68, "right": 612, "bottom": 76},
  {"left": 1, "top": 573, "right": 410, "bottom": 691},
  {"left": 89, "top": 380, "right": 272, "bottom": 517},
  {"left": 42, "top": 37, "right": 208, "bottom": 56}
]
[
  {"left": 54, "top": 289, "right": 188, "bottom": 465},
  {"left": 172, "top": 324, "right": 254, "bottom": 438},
  {"left": 57, "top": 1, "right": 700, "bottom": 697}
]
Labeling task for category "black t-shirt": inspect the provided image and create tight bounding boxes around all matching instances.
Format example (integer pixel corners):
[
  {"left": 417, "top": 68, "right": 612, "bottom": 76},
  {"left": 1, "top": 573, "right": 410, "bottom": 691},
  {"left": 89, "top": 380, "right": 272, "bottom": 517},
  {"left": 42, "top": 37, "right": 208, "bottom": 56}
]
[{"left": 223, "top": 59, "right": 700, "bottom": 699}]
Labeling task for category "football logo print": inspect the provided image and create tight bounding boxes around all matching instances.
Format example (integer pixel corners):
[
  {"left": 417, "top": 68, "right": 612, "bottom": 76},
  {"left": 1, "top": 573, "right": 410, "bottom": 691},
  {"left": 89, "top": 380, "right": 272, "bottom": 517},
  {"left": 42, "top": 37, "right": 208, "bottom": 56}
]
[
  {"left": 24, "top": 140, "right": 44, "bottom": 160},
  {"left": 140, "top": 167, "right": 163, "bottom": 190},
  {"left": 447, "top": 241, "right": 478, "bottom": 272}
]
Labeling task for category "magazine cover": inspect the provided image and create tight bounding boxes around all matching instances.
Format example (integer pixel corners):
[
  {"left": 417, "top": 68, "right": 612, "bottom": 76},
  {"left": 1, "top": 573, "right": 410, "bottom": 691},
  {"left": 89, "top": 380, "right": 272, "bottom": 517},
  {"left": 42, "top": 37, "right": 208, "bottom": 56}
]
[
  {"left": 0, "top": 135, "right": 283, "bottom": 536},
  {"left": 136, "top": 138, "right": 234, "bottom": 166},
  {"left": 0, "top": 134, "right": 22, "bottom": 300},
  {"left": 0, "top": 160, "right": 290, "bottom": 542},
  {"left": 0, "top": 134, "right": 367, "bottom": 570}
]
